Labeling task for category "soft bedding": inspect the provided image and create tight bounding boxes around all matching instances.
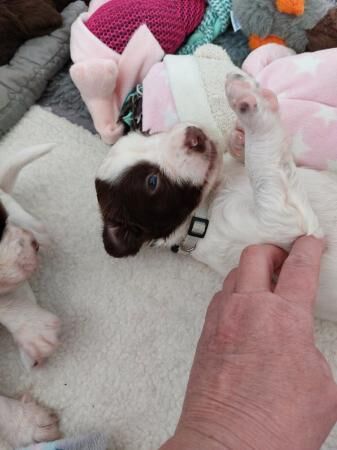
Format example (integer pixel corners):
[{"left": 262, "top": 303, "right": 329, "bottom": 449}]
[{"left": 0, "top": 1, "right": 87, "bottom": 138}]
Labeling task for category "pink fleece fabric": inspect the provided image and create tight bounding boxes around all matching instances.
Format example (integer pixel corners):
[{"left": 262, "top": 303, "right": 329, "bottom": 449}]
[
  {"left": 70, "top": 12, "right": 164, "bottom": 144},
  {"left": 142, "top": 62, "right": 179, "bottom": 134},
  {"left": 243, "top": 44, "right": 337, "bottom": 171},
  {"left": 88, "top": 0, "right": 110, "bottom": 15}
]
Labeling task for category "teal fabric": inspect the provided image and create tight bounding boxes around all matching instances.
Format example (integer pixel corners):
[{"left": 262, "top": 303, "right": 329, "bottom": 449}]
[
  {"left": 119, "top": 84, "right": 144, "bottom": 131},
  {"left": 178, "top": 0, "right": 232, "bottom": 54},
  {"left": 18, "top": 432, "right": 107, "bottom": 450}
]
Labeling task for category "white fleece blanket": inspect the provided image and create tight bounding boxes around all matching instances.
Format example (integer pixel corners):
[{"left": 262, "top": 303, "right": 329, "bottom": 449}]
[{"left": 0, "top": 107, "right": 337, "bottom": 450}]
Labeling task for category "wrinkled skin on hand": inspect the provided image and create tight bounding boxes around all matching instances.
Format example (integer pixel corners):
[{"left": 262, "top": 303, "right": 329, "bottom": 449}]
[{"left": 160, "top": 236, "right": 337, "bottom": 450}]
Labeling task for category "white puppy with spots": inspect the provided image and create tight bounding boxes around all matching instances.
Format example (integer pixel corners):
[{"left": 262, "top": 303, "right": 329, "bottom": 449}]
[
  {"left": 96, "top": 73, "right": 337, "bottom": 321},
  {"left": 0, "top": 145, "right": 60, "bottom": 448}
]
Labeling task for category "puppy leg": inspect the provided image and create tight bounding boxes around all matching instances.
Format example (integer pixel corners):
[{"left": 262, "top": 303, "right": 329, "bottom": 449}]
[
  {"left": 225, "top": 73, "right": 322, "bottom": 247},
  {"left": 0, "top": 283, "right": 60, "bottom": 369},
  {"left": 0, "top": 394, "right": 60, "bottom": 447}
]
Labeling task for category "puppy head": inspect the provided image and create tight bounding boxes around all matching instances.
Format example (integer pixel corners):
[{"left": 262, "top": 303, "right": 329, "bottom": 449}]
[
  {"left": 0, "top": 201, "right": 39, "bottom": 294},
  {"left": 96, "top": 124, "right": 223, "bottom": 258}
]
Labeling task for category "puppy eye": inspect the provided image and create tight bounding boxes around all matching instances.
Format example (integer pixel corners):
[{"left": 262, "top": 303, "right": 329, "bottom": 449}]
[{"left": 147, "top": 174, "right": 158, "bottom": 191}]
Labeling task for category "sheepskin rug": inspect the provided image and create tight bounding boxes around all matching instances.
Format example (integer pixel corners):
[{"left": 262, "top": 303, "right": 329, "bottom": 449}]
[{"left": 0, "top": 106, "right": 336, "bottom": 450}]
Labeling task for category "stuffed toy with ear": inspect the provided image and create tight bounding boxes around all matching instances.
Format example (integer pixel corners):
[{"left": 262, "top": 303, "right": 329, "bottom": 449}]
[
  {"left": 232, "top": 0, "right": 337, "bottom": 53},
  {"left": 70, "top": 0, "right": 206, "bottom": 144}
]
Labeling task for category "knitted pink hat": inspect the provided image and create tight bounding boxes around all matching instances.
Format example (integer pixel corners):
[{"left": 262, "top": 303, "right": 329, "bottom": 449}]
[{"left": 85, "top": 0, "right": 206, "bottom": 55}]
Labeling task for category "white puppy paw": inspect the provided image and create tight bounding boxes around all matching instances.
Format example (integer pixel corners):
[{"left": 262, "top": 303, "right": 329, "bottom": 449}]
[
  {"left": 225, "top": 73, "right": 279, "bottom": 129},
  {"left": 2, "top": 395, "right": 60, "bottom": 447},
  {"left": 14, "top": 309, "right": 60, "bottom": 367}
]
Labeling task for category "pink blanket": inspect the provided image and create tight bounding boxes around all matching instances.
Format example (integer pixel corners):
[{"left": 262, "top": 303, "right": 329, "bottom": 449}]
[{"left": 243, "top": 44, "right": 337, "bottom": 171}]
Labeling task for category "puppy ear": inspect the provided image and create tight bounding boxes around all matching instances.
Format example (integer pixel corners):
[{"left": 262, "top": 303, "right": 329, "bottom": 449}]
[
  {"left": 0, "top": 144, "right": 54, "bottom": 193},
  {"left": 0, "top": 191, "right": 50, "bottom": 247},
  {"left": 102, "top": 224, "right": 143, "bottom": 258}
]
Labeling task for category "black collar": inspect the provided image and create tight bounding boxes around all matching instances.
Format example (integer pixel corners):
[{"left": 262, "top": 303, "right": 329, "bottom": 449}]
[{"left": 171, "top": 207, "right": 209, "bottom": 255}]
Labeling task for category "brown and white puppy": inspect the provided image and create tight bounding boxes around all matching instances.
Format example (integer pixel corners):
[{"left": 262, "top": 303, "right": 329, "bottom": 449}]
[
  {"left": 95, "top": 124, "right": 223, "bottom": 258},
  {"left": 0, "top": 145, "right": 60, "bottom": 448},
  {"left": 96, "top": 73, "right": 337, "bottom": 322}
]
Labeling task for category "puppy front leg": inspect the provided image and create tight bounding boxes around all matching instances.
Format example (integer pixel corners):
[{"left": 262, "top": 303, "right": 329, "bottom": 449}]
[
  {"left": 225, "top": 74, "right": 322, "bottom": 248},
  {"left": 0, "top": 394, "right": 60, "bottom": 447},
  {"left": 0, "top": 283, "right": 60, "bottom": 369}
]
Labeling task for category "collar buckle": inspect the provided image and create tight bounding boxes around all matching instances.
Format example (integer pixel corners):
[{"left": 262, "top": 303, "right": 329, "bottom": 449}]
[
  {"left": 170, "top": 210, "right": 209, "bottom": 255},
  {"left": 187, "top": 216, "right": 209, "bottom": 239}
]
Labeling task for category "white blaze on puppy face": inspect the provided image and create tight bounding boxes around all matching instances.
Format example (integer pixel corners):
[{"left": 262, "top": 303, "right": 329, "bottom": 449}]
[
  {"left": 97, "top": 123, "right": 220, "bottom": 187},
  {"left": 158, "top": 124, "right": 218, "bottom": 185},
  {"left": 95, "top": 124, "right": 223, "bottom": 258}
]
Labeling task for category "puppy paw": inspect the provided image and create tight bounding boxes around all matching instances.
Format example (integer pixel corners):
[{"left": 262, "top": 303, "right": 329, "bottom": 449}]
[
  {"left": 3, "top": 395, "right": 60, "bottom": 447},
  {"left": 229, "top": 125, "right": 245, "bottom": 163},
  {"left": 14, "top": 310, "right": 60, "bottom": 367},
  {"left": 25, "top": 397, "right": 60, "bottom": 444},
  {"left": 225, "top": 73, "right": 279, "bottom": 129}
]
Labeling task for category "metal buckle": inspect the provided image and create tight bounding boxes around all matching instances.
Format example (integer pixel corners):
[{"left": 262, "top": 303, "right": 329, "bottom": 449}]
[{"left": 180, "top": 241, "right": 197, "bottom": 254}]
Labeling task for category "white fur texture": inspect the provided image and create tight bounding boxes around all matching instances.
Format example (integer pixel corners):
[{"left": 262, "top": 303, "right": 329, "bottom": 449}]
[
  {"left": 99, "top": 75, "right": 337, "bottom": 323},
  {"left": 0, "top": 106, "right": 336, "bottom": 449},
  {"left": 97, "top": 123, "right": 223, "bottom": 189},
  {"left": 0, "top": 394, "right": 59, "bottom": 447}
]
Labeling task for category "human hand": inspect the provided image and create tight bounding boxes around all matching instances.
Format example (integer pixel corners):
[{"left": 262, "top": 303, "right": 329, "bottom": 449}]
[{"left": 160, "top": 236, "right": 337, "bottom": 450}]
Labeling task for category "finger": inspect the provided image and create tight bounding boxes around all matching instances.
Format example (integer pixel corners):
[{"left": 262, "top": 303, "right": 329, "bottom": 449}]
[
  {"left": 206, "top": 270, "right": 238, "bottom": 322},
  {"left": 202, "top": 270, "right": 238, "bottom": 342},
  {"left": 236, "top": 244, "right": 288, "bottom": 293},
  {"left": 275, "top": 236, "right": 325, "bottom": 309},
  {"left": 222, "top": 269, "right": 238, "bottom": 296},
  {"left": 202, "top": 291, "right": 224, "bottom": 344}
]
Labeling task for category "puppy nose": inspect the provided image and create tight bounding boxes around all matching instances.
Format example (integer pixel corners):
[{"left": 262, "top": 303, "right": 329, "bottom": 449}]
[
  {"left": 185, "top": 126, "right": 208, "bottom": 153},
  {"left": 32, "top": 239, "right": 39, "bottom": 252}
]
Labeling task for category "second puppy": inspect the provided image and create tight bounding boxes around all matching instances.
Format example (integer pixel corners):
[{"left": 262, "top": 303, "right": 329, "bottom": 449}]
[{"left": 0, "top": 144, "right": 61, "bottom": 448}]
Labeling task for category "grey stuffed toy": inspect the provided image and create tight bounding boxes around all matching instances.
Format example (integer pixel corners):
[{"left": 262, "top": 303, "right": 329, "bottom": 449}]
[{"left": 233, "top": 0, "right": 337, "bottom": 53}]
